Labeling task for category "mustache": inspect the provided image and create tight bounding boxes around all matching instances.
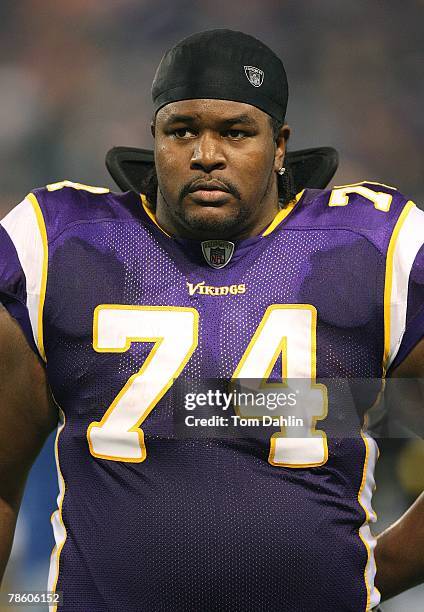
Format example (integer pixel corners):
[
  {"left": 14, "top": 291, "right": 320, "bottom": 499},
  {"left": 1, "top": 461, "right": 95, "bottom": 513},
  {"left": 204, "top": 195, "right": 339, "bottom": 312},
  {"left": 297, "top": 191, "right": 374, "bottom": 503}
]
[{"left": 179, "top": 177, "right": 241, "bottom": 202}]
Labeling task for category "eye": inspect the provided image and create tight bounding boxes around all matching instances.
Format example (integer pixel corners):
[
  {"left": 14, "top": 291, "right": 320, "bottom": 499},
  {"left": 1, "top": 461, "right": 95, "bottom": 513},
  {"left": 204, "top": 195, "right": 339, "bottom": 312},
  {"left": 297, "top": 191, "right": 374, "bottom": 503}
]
[
  {"left": 224, "top": 129, "right": 248, "bottom": 139},
  {"left": 173, "top": 128, "right": 196, "bottom": 139}
]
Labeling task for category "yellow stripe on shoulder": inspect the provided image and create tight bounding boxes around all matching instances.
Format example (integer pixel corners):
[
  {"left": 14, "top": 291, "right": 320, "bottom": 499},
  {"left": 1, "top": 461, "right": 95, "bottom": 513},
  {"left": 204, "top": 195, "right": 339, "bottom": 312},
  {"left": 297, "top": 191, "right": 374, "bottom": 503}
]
[
  {"left": 46, "top": 180, "right": 109, "bottom": 194},
  {"left": 140, "top": 194, "right": 171, "bottom": 237},
  {"left": 26, "top": 193, "right": 48, "bottom": 362},
  {"left": 333, "top": 180, "right": 398, "bottom": 191},
  {"left": 383, "top": 200, "right": 422, "bottom": 373},
  {"left": 262, "top": 190, "right": 305, "bottom": 237}
]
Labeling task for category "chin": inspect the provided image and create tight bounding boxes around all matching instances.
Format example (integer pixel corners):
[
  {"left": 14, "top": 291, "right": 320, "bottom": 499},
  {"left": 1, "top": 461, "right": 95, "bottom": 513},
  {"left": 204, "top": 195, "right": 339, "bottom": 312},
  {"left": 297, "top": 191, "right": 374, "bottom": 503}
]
[{"left": 179, "top": 206, "right": 247, "bottom": 238}]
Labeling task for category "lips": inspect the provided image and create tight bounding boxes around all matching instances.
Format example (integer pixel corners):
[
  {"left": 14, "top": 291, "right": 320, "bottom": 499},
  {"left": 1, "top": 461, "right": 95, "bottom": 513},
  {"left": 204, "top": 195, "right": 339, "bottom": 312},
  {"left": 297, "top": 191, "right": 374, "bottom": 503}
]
[
  {"left": 188, "top": 180, "right": 231, "bottom": 204},
  {"left": 189, "top": 180, "right": 231, "bottom": 194}
]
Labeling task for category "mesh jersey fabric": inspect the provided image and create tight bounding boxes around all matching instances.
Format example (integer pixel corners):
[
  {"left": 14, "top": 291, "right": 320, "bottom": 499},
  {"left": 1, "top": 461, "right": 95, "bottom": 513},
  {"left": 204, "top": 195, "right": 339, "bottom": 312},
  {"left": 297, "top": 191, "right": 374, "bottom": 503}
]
[{"left": 0, "top": 181, "right": 423, "bottom": 611}]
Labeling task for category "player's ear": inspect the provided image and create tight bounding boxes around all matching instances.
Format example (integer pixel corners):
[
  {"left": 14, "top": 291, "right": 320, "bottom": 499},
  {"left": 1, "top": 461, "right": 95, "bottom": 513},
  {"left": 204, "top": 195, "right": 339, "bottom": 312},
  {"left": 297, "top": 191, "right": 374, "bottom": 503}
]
[
  {"left": 151, "top": 119, "right": 156, "bottom": 138},
  {"left": 274, "top": 124, "right": 290, "bottom": 172}
]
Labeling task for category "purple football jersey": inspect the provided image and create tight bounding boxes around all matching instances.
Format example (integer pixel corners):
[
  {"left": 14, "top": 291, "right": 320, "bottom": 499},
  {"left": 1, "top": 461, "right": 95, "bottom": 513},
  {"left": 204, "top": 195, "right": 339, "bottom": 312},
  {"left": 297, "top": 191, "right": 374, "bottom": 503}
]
[{"left": 1, "top": 180, "right": 424, "bottom": 612}]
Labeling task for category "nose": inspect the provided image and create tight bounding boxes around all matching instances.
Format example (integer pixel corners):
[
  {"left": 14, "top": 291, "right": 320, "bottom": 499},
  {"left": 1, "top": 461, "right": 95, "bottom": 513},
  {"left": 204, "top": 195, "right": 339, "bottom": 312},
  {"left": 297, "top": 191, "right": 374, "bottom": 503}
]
[{"left": 190, "top": 132, "right": 226, "bottom": 173}]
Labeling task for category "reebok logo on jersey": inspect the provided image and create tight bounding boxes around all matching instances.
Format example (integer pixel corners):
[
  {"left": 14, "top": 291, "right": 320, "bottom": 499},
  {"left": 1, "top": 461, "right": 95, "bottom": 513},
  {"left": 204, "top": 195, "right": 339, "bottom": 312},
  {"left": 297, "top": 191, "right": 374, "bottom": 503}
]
[{"left": 187, "top": 281, "right": 246, "bottom": 296}]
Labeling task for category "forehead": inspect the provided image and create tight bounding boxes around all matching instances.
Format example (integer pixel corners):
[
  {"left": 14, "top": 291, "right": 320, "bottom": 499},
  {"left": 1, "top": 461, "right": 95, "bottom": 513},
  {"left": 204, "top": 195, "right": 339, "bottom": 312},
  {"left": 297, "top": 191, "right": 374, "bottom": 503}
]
[{"left": 156, "top": 99, "right": 269, "bottom": 125}]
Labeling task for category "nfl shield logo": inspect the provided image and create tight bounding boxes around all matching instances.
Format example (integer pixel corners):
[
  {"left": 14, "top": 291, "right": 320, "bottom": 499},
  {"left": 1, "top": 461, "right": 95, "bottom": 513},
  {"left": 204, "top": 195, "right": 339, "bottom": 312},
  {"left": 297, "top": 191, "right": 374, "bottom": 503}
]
[
  {"left": 201, "top": 240, "right": 235, "bottom": 269},
  {"left": 244, "top": 65, "right": 264, "bottom": 87},
  {"left": 210, "top": 247, "right": 226, "bottom": 266}
]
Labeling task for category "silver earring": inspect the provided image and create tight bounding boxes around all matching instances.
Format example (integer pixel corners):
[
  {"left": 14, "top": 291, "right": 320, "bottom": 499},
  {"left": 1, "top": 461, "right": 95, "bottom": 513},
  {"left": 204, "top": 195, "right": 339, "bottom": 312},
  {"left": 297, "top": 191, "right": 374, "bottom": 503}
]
[{"left": 277, "top": 166, "right": 286, "bottom": 176}]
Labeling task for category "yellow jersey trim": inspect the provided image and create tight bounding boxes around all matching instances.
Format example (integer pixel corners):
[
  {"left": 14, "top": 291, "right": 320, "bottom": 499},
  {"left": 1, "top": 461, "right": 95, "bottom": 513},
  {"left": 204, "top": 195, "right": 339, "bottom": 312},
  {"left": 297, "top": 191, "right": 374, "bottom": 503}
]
[
  {"left": 46, "top": 180, "right": 109, "bottom": 194},
  {"left": 49, "top": 406, "right": 67, "bottom": 612},
  {"left": 333, "top": 180, "right": 397, "bottom": 191},
  {"left": 357, "top": 431, "right": 381, "bottom": 610},
  {"left": 140, "top": 191, "right": 304, "bottom": 240},
  {"left": 27, "top": 193, "right": 48, "bottom": 362},
  {"left": 140, "top": 194, "right": 171, "bottom": 237},
  {"left": 262, "top": 190, "right": 305, "bottom": 237},
  {"left": 382, "top": 200, "right": 415, "bottom": 374}
]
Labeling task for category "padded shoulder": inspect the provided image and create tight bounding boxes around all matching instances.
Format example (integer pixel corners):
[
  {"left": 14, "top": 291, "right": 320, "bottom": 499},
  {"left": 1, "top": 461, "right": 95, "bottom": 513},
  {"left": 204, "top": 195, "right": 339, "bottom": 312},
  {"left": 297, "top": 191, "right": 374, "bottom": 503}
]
[
  {"left": 292, "top": 181, "right": 414, "bottom": 252},
  {"left": 326, "top": 180, "right": 404, "bottom": 213},
  {"left": 31, "top": 180, "right": 143, "bottom": 243}
]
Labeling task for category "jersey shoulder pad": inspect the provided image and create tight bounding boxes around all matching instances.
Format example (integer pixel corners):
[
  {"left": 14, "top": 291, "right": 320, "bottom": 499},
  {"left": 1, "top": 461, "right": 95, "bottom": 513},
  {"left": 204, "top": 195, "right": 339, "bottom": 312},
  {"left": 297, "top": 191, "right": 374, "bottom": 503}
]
[
  {"left": 384, "top": 200, "right": 424, "bottom": 371},
  {"left": 328, "top": 180, "right": 400, "bottom": 210},
  {"left": 30, "top": 179, "right": 140, "bottom": 242},
  {"left": 299, "top": 181, "right": 414, "bottom": 239},
  {"left": 0, "top": 181, "right": 138, "bottom": 359},
  {"left": 0, "top": 196, "right": 48, "bottom": 358}
]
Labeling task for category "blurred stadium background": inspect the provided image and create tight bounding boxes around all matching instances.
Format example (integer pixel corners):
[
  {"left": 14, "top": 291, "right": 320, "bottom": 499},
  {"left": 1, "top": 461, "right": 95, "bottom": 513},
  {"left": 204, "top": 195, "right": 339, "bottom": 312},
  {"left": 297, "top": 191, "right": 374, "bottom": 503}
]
[{"left": 0, "top": 1, "right": 423, "bottom": 610}]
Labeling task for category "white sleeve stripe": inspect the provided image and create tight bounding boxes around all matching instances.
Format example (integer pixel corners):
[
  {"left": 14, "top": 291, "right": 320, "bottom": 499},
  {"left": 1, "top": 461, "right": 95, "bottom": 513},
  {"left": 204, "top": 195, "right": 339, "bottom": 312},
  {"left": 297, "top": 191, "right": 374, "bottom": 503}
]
[
  {"left": 384, "top": 203, "right": 424, "bottom": 371},
  {"left": 47, "top": 408, "right": 67, "bottom": 609},
  {"left": 358, "top": 432, "right": 380, "bottom": 610},
  {"left": 0, "top": 195, "right": 48, "bottom": 361}
]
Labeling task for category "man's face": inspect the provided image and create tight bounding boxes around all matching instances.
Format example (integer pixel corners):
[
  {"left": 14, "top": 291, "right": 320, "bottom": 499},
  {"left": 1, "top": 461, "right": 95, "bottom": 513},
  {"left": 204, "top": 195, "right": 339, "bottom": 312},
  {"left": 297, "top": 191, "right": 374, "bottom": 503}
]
[{"left": 152, "top": 99, "right": 287, "bottom": 240}]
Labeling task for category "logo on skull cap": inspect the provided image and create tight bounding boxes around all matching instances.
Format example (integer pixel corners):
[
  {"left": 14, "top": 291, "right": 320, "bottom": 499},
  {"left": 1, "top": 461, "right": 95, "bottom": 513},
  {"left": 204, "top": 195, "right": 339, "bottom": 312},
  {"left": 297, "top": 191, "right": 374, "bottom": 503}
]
[{"left": 244, "top": 65, "right": 264, "bottom": 87}]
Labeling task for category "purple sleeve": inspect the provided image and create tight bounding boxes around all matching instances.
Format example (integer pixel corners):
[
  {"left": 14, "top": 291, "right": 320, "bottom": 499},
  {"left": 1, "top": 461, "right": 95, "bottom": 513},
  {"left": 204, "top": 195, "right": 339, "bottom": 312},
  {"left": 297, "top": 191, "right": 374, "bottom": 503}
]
[
  {"left": 388, "top": 243, "right": 424, "bottom": 372},
  {"left": 0, "top": 224, "right": 39, "bottom": 355}
]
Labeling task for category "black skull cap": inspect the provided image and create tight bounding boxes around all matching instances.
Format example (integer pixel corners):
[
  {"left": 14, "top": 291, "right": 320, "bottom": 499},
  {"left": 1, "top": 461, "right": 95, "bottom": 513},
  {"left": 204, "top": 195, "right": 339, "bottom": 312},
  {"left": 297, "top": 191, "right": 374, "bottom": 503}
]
[{"left": 152, "top": 29, "right": 288, "bottom": 123}]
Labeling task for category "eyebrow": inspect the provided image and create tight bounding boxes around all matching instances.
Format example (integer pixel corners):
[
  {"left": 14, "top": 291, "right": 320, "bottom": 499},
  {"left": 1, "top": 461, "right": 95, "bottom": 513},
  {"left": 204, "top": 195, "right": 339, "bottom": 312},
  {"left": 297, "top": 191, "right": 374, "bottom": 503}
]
[
  {"left": 220, "top": 114, "right": 258, "bottom": 127},
  {"left": 163, "top": 113, "right": 258, "bottom": 127}
]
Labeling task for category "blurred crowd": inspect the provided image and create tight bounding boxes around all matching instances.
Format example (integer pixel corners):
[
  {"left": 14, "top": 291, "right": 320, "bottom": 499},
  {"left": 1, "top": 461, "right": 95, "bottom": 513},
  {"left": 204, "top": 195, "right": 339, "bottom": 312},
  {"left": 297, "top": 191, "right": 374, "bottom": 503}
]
[
  {"left": 0, "top": 1, "right": 423, "bottom": 610},
  {"left": 0, "top": 0, "right": 423, "bottom": 214}
]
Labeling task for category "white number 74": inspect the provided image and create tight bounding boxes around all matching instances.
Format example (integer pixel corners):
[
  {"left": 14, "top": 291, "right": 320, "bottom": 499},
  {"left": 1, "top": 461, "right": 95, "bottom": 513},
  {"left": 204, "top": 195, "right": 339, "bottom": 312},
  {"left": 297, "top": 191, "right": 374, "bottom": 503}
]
[{"left": 87, "top": 304, "right": 328, "bottom": 467}]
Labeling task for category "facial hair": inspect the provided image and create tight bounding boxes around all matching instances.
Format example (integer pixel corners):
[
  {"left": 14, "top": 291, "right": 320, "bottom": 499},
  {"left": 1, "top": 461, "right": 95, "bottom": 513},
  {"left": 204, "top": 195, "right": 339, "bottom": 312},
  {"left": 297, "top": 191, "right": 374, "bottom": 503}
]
[{"left": 158, "top": 165, "right": 276, "bottom": 239}]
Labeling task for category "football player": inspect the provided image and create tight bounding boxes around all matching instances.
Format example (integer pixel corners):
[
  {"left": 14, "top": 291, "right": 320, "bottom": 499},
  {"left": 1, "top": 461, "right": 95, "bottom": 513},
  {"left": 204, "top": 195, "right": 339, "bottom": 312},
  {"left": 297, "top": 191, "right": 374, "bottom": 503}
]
[{"left": 0, "top": 29, "right": 423, "bottom": 611}]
